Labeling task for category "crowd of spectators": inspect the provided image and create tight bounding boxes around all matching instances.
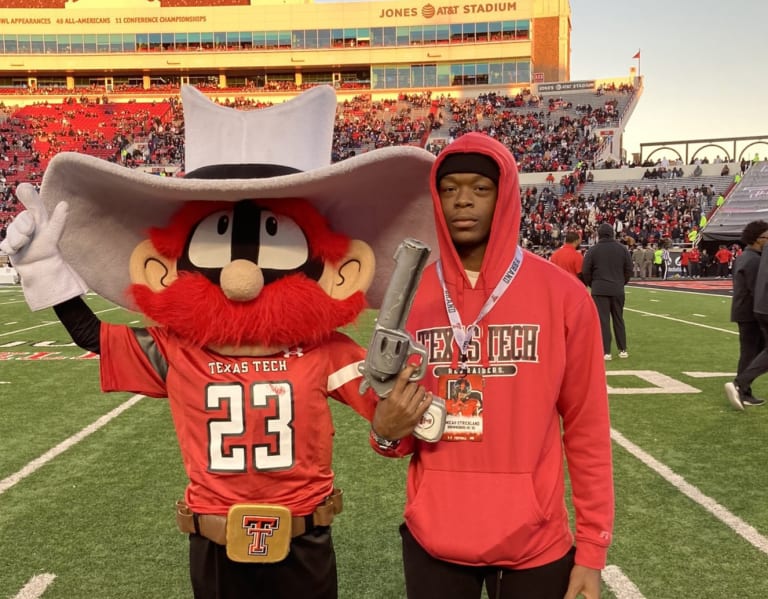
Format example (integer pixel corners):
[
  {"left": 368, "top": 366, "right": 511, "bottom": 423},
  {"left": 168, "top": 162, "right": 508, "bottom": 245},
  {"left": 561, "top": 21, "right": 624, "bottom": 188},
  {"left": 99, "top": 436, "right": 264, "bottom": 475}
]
[{"left": 1, "top": 84, "right": 741, "bottom": 261}]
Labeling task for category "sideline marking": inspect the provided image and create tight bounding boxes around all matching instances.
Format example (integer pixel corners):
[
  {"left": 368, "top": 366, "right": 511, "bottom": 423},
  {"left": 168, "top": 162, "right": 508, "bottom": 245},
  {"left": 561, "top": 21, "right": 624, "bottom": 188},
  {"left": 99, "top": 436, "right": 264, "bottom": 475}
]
[
  {"left": 684, "top": 371, "right": 736, "bottom": 378},
  {"left": 0, "top": 394, "right": 144, "bottom": 496},
  {"left": 626, "top": 308, "right": 737, "bottom": 335},
  {"left": 612, "top": 428, "right": 768, "bottom": 555},
  {"left": 12, "top": 574, "right": 56, "bottom": 599},
  {"left": 0, "top": 307, "right": 120, "bottom": 338},
  {"left": 607, "top": 370, "right": 700, "bottom": 395},
  {"left": 602, "top": 566, "right": 646, "bottom": 599}
]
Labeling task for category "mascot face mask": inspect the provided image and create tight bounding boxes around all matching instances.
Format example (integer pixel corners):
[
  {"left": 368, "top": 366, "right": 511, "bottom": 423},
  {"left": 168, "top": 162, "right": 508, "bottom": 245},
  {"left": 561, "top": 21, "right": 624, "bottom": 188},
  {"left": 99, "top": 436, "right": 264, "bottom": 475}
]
[{"left": 38, "top": 85, "right": 438, "bottom": 356}]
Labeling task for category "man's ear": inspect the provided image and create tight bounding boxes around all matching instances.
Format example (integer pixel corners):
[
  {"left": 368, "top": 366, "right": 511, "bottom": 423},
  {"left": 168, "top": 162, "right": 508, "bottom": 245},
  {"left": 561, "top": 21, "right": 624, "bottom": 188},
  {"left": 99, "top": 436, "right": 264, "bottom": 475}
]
[
  {"left": 319, "top": 239, "right": 375, "bottom": 299},
  {"left": 129, "top": 239, "right": 178, "bottom": 291}
]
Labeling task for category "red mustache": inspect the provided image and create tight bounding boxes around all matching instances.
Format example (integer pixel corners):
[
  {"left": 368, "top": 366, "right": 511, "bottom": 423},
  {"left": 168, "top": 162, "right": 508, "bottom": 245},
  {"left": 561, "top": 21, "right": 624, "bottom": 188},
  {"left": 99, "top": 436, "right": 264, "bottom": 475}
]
[{"left": 130, "top": 271, "right": 366, "bottom": 349}]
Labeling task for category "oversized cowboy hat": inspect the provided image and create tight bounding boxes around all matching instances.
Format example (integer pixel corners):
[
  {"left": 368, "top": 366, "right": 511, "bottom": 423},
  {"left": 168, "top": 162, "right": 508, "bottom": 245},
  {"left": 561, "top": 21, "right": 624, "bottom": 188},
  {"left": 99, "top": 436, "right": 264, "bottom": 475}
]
[{"left": 39, "top": 85, "right": 437, "bottom": 310}]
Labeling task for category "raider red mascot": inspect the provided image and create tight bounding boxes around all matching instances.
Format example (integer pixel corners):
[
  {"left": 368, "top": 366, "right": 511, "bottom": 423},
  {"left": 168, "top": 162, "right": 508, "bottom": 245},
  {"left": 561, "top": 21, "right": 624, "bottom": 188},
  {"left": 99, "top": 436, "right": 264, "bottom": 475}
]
[{"left": 1, "top": 85, "right": 436, "bottom": 599}]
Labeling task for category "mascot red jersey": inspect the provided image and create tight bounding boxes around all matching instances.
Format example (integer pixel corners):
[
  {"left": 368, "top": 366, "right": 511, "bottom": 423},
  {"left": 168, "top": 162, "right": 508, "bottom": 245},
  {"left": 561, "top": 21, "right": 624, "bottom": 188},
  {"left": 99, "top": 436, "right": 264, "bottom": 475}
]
[{"left": 1, "top": 85, "right": 436, "bottom": 599}]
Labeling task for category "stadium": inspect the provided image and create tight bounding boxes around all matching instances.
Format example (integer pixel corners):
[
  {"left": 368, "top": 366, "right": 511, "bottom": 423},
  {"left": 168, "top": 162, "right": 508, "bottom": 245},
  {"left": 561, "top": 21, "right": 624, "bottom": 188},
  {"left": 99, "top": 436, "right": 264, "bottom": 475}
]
[{"left": 2, "top": 1, "right": 768, "bottom": 598}]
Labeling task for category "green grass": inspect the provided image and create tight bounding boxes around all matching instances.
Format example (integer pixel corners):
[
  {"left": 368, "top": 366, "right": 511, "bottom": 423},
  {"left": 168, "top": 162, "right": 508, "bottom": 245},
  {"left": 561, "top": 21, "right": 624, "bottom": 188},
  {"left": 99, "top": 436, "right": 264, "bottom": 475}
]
[{"left": 2, "top": 283, "right": 768, "bottom": 598}]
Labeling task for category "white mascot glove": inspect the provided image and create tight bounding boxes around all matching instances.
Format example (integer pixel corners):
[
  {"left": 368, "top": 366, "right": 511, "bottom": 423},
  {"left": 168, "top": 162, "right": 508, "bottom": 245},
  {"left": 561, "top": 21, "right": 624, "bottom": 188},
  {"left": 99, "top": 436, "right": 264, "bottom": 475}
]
[{"left": 0, "top": 183, "right": 88, "bottom": 311}]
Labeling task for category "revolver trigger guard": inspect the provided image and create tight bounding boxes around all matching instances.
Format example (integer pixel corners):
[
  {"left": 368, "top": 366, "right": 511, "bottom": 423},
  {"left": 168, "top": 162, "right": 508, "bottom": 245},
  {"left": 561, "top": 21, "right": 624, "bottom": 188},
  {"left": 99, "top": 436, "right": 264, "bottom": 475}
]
[{"left": 407, "top": 343, "right": 428, "bottom": 382}]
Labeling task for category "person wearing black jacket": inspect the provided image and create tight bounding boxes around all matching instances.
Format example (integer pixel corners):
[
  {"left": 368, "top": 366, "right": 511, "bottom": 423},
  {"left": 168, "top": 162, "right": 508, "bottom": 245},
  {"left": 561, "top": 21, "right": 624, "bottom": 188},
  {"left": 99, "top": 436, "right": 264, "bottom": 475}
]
[
  {"left": 582, "top": 223, "right": 633, "bottom": 360},
  {"left": 725, "top": 220, "right": 768, "bottom": 410}
]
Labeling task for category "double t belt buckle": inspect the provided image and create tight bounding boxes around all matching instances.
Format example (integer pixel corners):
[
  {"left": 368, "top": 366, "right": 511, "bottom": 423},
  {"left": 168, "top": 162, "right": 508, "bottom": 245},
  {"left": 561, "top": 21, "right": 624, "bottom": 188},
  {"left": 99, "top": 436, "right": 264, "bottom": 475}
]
[{"left": 226, "top": 504, "right": 293, "bottom": 563}]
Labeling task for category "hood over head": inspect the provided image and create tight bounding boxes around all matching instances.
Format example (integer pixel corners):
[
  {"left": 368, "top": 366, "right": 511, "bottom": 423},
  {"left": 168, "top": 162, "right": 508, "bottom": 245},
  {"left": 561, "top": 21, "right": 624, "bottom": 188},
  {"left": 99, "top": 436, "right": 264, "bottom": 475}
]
[
  {"left": 430, "top": 132, "right": 520, "bottom": 289},
  {"left": 598, "top": 223, "right": 615, "bottom": 239}
]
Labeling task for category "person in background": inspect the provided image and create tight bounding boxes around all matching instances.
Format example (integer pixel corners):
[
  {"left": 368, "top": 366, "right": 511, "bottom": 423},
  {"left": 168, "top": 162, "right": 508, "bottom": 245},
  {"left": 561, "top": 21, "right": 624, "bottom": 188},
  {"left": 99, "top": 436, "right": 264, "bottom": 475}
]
[
  {"left": 641, "top": 242, "right": 655, "bottom": 279},
  {"left": 715, "top": 244, "right": 733, "bottom": 278},
  {"left": 550, "top": 230, "right": 584, "bottom": 280},
  {"left": 724, "top": 220, "right": 768, "bottom": 410},
  {"left": 582, "top": 223, "right": 633, "bottom": 360},
  {"left": 680, "top": 249, "right": 690, "bottom": 278},
  {"left": 688, "top": 245, "right": 701, "bottom": 279},
  {"left": 371, "top": 132, "right": 614, "bottom": 599}
]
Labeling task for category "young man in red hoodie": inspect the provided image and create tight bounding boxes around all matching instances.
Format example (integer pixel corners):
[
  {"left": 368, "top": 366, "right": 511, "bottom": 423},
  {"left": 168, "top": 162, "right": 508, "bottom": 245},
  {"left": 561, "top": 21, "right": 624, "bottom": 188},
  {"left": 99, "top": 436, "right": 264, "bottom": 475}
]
[{"left": 373, "top": 133, "right": 614, "bottom": 599}]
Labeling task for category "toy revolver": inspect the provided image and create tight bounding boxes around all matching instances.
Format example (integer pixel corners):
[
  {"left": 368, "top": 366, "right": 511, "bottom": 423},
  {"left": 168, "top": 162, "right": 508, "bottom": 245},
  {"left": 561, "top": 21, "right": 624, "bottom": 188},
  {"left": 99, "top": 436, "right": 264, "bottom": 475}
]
[{"left": 359, "top": 238, "right": 446, "bottom": 442}]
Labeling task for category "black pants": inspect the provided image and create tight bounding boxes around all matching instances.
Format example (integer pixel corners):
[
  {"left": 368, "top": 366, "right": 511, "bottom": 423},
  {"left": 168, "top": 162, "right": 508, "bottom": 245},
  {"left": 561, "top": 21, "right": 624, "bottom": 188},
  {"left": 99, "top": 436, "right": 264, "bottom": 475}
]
[
  {"left": 592, "top": 294, "right": 627, "bottom": 354},
  {"left": 735, "top": 316, "right": 768, "bottom": 396},
  {"left": 401, "top": 523, "right": 575, "bottom": 599},
  {"left": 189, "top": 527, "right": 337, "bottom": 599}
]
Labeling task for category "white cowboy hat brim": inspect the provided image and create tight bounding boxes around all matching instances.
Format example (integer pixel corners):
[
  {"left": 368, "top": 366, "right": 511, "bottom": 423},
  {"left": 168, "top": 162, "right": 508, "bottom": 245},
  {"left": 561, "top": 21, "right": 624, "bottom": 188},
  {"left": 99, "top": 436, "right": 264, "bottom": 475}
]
[{"left": 40, "top": 147, "right": 437, "bottom": 310}]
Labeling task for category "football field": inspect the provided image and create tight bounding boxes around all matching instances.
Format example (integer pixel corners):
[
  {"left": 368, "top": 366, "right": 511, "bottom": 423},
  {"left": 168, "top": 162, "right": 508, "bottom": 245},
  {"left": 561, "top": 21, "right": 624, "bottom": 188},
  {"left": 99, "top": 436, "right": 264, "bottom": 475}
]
[{"left": 1, "top": 282, "right": 767, "bottom": 599}]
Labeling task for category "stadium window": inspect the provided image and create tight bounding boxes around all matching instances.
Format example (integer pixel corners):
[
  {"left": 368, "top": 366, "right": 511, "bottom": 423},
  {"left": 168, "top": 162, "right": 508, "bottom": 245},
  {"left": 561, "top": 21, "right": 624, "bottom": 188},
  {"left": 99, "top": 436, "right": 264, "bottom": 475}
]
[
  {"left": 30, "top": 35, "right": 44, "bottom": 54},
  {"left": 490, "top": 62, "right": 503, "bottom": 84},
  {"left": 278, "top": 31, "right": 291, "bottom": 49},
  {"left": 227, "top": 31, "right": 240, "bottom": 49},
  {"left": 462, "top": 24, "right": 476, "bottom": 42},
  {"left": 214, "top": 32, "right": 226, "bottom": 49},
  {"left": 436, "top": 25, "right": 449, "bottom": 44},
  {"left": 16, "top": 35, "right": 30, "bottom": 54},
  {"left": 83, "top": 34, "right": 97, "bottom": 53},
  {"left": 383, "top": 66, "right": 397, "bottom": 89},
  {"left": 409, "top": 26, "right": 422, "bottom": 46},
  {"left": 437, "top": 64, "right": 451, "bottom": 87},
  {"left": 411, "top": 64, "right": 424, "bottom": 87},
  {"left": 251, "top": 32, "right": 265, "bottom": 50},
  {"left": 97, "top": 34, "right": 109, "bottom": 53},
  {"left": 265, "top": 31, "right": 278, "bottom": 49},
  {"left": 136, "top": 33, "right": 149, "bottom": 52},
  {"left": 293, "top": 31, "right": 306, "bottom": 49},
  {"left": 423, "top": 25, "right": 436, "bottom": 44},
  {"left": 396, "top": 27, "right": 409, "bottom": 46},
  {"left": 476, "top": 62, "right": 489, "bottom": 84},
  {"left": 238, "top": 32, "right": 252, "bottom": 50},
  {"left": 397, "top": 66, "right": 411, "bottom": 87},
  {"left": 162, "top": 33, "right": 175, "bottom": 51},
  {"left": 356, "top": 28, "right": 370, "bottom": 47},
  {"left": 382, "top": 27, "right": 396, "bottom": 47},
  {"left": 515, "top": 20, "right": 530, "bottom": 40},
  {"left": 175, "top": 33, "right": 188, "bottom": 51},
  {"left": 423, "top": 64, "right": 437, "bottom": 87},
  {"left": 489, "top": 21, "right": 502, "bottom": 41},
  {"left": 200, "top": 32, "right": 214, "bottom": 50},
  {"left": 450, "top": 63, "right": 462, "bottom": 85},
  {"left": 44, "top": 34, "right": 57, "bottom": 54},
  {"left": 517, "top": 60, "right": 531, "bottom": 83},
  {"left": 331, "top": 28, "right": 344, "bottom": 48},
  {"left": 148, "top": 33, "right": 162, "bottom": 52},
  {"left": 501, "top": 21, "right": 515, "bottom": 40},
  {"left": 70, "top": 34, "right": 84, "bottom": 54},
  {"left": 304, "top": 29, "right": 320, "bottom": 50},
  {"left": 317, "top": 29, "right": 330, "bottom": 49},
  {"left": 475, "top": 23, "right": 489, "bottom": 42},
  {"left": 343, "top": 28, "right": 356, "bottom": 47},
  {"left": 187, "top": 32, "right": 201, "bottom": 51},
  {"left": 4, "top": 36, "right": 17, "bottom": 54},
  {"left": 121, "top": 33, "right": 139, "bottom": 52},
  {"left": 450, "top": 24, "right": 462, "bottom": 43},
  {"left": 371, "top": 28, "right": 384, "bottom": 47},
  {"left": 502, "top": 61, "right": 517, "bottom": 84}
]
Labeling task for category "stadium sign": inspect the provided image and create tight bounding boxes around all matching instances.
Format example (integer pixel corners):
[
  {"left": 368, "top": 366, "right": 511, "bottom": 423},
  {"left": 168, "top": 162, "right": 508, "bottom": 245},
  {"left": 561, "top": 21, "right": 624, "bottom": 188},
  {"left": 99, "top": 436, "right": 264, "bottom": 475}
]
[
  {"left": 537, "top": 81, "right": 596, "bottom": 94},
  {"left": 378, "top": 2, "right": 518, "bottom": 19}
]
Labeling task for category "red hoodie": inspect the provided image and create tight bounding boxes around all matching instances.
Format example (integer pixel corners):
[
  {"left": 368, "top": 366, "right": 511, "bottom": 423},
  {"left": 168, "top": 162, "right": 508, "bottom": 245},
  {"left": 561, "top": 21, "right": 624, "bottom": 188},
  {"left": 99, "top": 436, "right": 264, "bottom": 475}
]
[{"left": 380, "top": 132, "right": 614, "bottom": 570}]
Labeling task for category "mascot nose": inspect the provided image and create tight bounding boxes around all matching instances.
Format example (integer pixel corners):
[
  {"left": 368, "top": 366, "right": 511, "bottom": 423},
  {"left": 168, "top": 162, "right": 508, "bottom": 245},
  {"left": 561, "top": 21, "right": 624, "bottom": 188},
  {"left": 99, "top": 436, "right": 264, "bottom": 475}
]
[{"left": 220, "top": 259, "right": 265, "bottom": 302}]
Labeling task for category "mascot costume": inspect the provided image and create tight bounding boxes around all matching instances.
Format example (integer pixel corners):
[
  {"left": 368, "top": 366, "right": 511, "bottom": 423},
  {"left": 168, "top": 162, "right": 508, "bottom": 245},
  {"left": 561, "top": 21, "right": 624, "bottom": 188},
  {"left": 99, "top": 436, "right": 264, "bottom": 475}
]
[{"left": 1, "top": 85, "right": 437, "bottom": 599}]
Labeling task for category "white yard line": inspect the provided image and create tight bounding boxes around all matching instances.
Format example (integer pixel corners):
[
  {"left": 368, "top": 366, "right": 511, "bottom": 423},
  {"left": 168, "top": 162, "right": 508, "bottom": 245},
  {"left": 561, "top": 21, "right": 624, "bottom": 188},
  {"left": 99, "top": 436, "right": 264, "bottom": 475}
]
[
  {"left": 602, "top": 566, "right": 647, "bottom": 599},
  {"left": 612, "top": 429, "right": 768, "bottom": 555},
  {"left": 626, "top": 308, "right": 737, "bottom": 335},
  {"left": 0, "top": 307, "right": 120, "bottom": 337},
  {"left": 0, "top": 395, "right": 144, "bottom": 496},
  {"left": 11, "top": 574, "right": 56, "bottom": 599}
]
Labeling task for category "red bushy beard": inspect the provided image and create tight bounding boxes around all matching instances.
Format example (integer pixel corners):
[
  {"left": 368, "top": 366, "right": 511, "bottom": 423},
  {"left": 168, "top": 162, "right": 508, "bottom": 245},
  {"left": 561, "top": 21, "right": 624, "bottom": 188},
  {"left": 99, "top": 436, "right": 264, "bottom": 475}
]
[{"left": 129, "top": 272, "right": 366, "bottom": 350}]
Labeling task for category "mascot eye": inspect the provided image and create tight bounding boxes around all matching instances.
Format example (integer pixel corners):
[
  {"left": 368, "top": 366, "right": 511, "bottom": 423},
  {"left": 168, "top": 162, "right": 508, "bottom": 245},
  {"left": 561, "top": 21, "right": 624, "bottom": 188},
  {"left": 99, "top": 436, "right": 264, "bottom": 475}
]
[
  {"left": 187, "top": 209, "right": 234, "bottom": 268},
  {"left": 258, "top": 210, "right": 309, "bottom": 270}
]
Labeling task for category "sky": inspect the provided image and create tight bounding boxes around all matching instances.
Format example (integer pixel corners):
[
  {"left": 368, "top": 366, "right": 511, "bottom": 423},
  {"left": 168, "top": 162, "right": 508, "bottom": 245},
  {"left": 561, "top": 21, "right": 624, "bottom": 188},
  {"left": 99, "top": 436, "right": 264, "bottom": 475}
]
[
  {"left": 324, "top": 0, "right": 768, "bottom": 161},
  {"left": 570, "top": 1, "right": 768, "bottom": 158}
]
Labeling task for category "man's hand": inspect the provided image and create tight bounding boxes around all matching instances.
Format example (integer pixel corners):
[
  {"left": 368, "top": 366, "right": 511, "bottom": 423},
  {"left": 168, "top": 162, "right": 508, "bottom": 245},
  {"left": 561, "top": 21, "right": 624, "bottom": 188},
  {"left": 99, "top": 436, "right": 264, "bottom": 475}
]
[
  {"left": 563, "top": 565, "right": 601, "bottom": 599},
  {"left": 0, "top": 183, "right": 88, "bottom": 311},
  {"left": 372, "top": 364, "right": 431, "bottom": 441}
]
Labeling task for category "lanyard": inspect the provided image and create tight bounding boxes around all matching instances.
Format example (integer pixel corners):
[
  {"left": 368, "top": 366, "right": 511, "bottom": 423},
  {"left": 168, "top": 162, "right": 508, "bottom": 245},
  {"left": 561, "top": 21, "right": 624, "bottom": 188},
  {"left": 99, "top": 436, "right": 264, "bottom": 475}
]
[{"left": 436, "top": 245, "right": 524, "bottom": 370}]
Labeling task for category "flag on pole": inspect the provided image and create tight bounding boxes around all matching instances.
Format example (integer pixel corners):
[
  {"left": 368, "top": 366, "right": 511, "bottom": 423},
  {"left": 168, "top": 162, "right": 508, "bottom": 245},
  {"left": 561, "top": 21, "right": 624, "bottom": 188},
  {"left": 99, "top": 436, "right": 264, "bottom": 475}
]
[{"left": 632, "top": 50, "right": 641, "bottom": 59}]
